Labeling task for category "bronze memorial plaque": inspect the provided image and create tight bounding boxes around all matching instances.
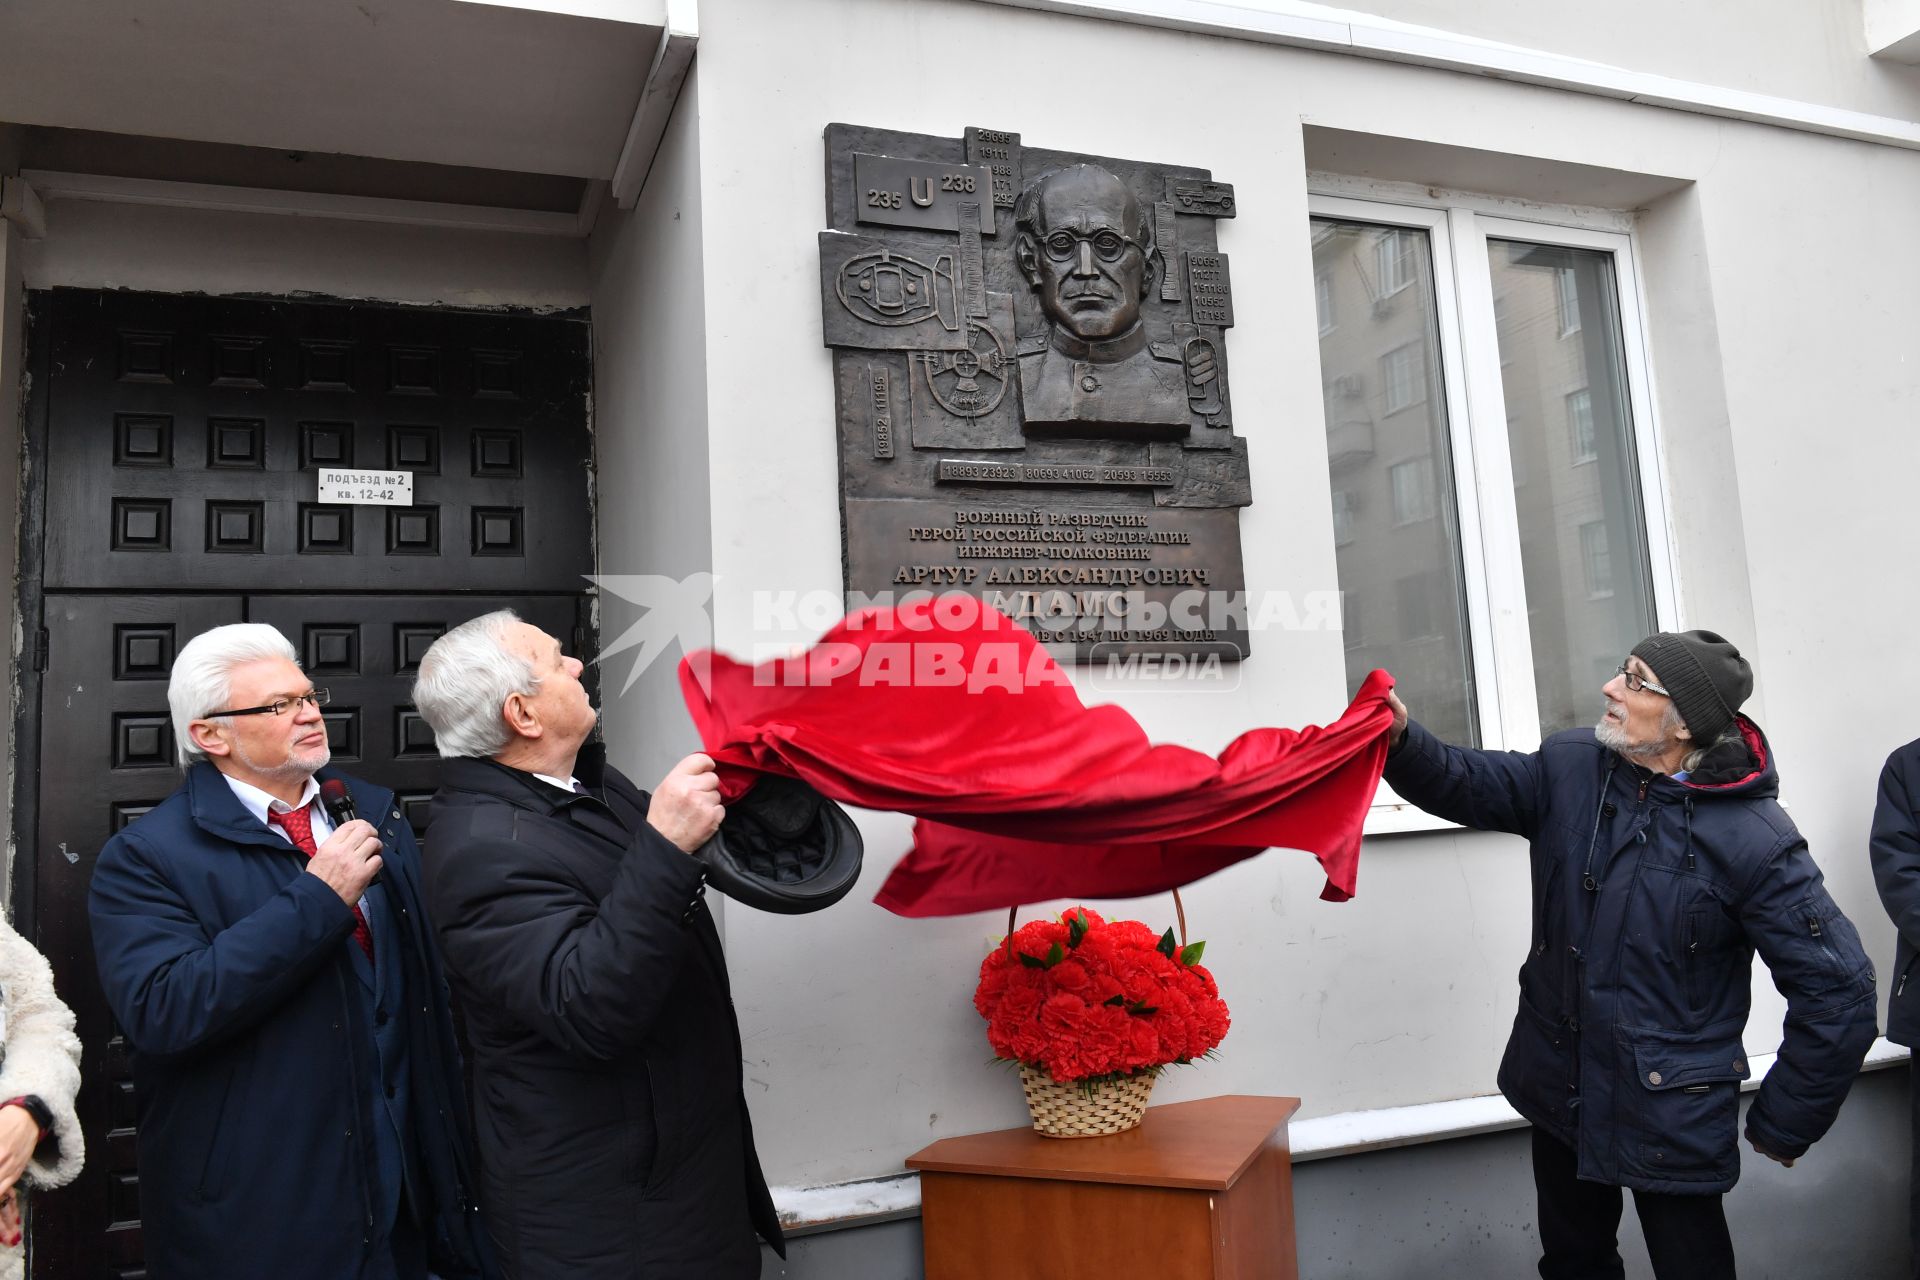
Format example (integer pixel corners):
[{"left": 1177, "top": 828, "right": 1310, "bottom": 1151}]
[{"left": 821, "top": 124, "right": 1251, "bottom": 661}]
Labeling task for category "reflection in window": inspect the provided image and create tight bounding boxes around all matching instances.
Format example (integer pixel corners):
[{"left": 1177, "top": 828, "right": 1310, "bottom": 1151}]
[
  {"left": 1580, "top": 522, "right": 1613, "bottom": 598},
  {"left": 1331, "top": 489, "right": 1356, "bottom": 545},
  {"left": 1492, "top": 239, "right": 1653, "bottom": 735},
  {"left": 1556, "top": 267, "right": 1582, "bottom": 336},
  {"left": 1376, "top": 229, "right": 1417, "bottom": 296},
  {"left": 1381, "top": 343, "right": 1425, "bottom": 413},
  {"left": 1316, "top": 272, "right": 1336, "bottom": 335},
  {"left": 1396, "top": 574, "right": 1436, "bottom": 638},
  {"left": 1313, "top": 217, "right": 1478, "bottom": 746},
  {"left": 1567, "top": 388, "right": 1596, "bottom": 464},
  {"left": 1390, "top": 457, "right": 1437, "bottom": 525}
]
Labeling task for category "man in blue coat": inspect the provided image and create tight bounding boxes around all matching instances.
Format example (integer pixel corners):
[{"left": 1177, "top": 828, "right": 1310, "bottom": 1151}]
[
  {"left": 89, "top": 624, "right": 493, "bottom": 1280},
  {"left": 1385, "top": 629, "right": 1875, "bottom": 1280},
  {"left": 1870, "top": 735, "right": 1920, "bottom": 1278}
]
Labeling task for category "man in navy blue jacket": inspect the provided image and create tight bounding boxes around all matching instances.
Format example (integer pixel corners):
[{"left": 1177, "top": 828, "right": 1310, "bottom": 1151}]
[
  {"left": 1386, "top": 629, "right": 1875, "bottom": 1280},
  {"left": 1870, "top": 735, "right": 1920, "bottom": 1278},
  {"left": 89, "top": 623, "right": 493, "bottom": 1280}
]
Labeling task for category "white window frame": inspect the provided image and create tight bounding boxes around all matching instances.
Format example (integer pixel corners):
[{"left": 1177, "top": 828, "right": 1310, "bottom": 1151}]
[{"left": 1308, "top": 190, "right": 1679, "bottom": 835}]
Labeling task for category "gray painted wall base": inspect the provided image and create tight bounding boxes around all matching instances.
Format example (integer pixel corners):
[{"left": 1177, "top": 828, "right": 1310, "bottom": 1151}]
[{"left": 761, "top": 1068, "right": 1911, "bottom": 1278}]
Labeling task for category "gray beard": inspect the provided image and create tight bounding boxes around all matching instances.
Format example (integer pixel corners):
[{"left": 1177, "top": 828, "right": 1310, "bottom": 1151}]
[
  {"left": 233, "top": 737, "right": 330, "bottom": 783},
  {"left": 1594, "top": 717, "right": 1666, "bottom": 762}
]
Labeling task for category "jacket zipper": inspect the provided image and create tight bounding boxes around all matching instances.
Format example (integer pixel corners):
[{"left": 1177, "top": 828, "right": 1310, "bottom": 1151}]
[
  {"left": 1898, "top": 955, "right": 1916, "bottom": 999},
  {"left": 1568, "top": 760, "right": 1625, "bottom": 1111},
  {"left": 1806, "top": 911, "right": 1843, "bottom": 980}
]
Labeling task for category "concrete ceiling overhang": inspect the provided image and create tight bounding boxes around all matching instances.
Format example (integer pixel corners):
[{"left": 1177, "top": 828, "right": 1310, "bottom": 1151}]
[{"left": 0, "top": 0, "right": 666, "bottom": 180}]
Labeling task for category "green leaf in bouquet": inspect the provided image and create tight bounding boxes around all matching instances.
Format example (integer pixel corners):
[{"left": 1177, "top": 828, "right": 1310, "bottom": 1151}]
[
  {"left": 1045, "top": 941, "right": 1065, "bottom": 967},
  {"left": 1016, "top": 951, "right": 1046, "bottom": 969},
  {"left": 1180, "top": 940, "right": 1206, "bottom": 966},
  {"left": 1157, "top": 927, "right": 1177, "bottom": 958},
  {"left": 1067, "top": 909, "right": 1090, "bottom": 948},
  {"left": 1103, "top": 994, "right": 1126, "bottom": 1007}
]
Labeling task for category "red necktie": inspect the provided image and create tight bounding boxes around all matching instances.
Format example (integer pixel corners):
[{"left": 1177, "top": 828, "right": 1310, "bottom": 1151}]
[{"left": 270, "top": 802, "right": 374, "bottom": 963}]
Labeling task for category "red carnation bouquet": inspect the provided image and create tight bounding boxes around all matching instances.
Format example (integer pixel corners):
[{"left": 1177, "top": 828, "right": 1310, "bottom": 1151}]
[{"left": 974, "top": 906, "right": 1231, "bottom": 1086}]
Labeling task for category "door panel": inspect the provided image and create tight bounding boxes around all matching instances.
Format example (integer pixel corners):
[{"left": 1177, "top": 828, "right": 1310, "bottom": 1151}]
[
  {"left": 41, "top": 290, "right": 592, "bottom": 593},
  {"left": 34, "top": 594, "right": 244, "bottom": 1279},
  {"left": 20, "top": 289, "right": 598, "bottom": 1278},
  {"left": 246, "top": 594, "right": 583, "bottom": 836}
]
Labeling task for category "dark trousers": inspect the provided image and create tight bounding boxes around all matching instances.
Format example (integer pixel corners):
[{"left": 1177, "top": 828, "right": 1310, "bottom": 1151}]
[
  {"left": 1531, "top": 1127, "right": 1736, "bottom": 1280},
  {"left": 1909, "top": 1060, "right": 1920, "bottom": 1280}
]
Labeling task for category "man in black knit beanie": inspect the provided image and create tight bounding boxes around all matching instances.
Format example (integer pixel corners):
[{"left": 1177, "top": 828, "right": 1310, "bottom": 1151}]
[{"left": 1383, "top": 628, "right": 1875, "bottom": 1280}]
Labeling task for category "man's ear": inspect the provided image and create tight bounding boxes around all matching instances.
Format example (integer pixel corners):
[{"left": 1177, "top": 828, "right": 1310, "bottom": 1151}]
[
  {"left": 188, "top": 720, "right": 232, "bottom": 759},
  {"left": 1014, "top": 232, "right": 1040, "bottom": 287},
  {"left": 502, "top": 692, "right": 544, "bottom": 741}
]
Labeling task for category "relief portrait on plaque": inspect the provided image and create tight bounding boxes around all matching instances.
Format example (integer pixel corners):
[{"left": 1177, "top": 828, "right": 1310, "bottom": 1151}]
[
  {"left": 819, "top": 124, "right": 1254, "bottom": 660},
  {"left": 1013, "top": 163, "right": 1193, "bottom": 438}
]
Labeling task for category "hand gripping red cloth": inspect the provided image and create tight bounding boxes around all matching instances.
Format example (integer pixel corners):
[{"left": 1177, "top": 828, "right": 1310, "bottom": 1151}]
[{"left": 678, "top": 596, "right": 1396, "bottom": 918}]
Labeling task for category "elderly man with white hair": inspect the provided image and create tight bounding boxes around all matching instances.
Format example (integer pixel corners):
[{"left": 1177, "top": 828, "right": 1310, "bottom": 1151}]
[
  {"left": 88, "top": 623, "right": 494, "bottom": 1280},
  {"left": 412, "top": 609, "right": 783, "bottom": 1280}
]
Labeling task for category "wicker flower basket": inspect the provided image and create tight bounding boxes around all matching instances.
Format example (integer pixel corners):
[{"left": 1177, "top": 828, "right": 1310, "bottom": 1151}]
[{"left": 1018, "top": 1063, "right": 1158, "bottom": 1138}]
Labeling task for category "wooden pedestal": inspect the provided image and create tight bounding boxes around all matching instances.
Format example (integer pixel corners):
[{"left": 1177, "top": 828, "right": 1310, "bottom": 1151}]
[{"left": 906, "top": 1094, "right": 1301, "bottom": 1280}]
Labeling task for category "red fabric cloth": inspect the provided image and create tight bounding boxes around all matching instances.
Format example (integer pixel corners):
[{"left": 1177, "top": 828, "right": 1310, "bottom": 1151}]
[
  {"left": 270, "top": 803, "right": 375, "bottom": 962},
  {"left": 678, "top": 596, "right": 1395, "bottom": 918}
]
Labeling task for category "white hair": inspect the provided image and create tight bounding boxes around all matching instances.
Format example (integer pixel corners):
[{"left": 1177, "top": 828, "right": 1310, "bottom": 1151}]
[
  {"left": 168, "top": 623, "right": 300, "bottom": 767},
  {"left": 412, "top": 609, "right": 539, "bottom": 759}
]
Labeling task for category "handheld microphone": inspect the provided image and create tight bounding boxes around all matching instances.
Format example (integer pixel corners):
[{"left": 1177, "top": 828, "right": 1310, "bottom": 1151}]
[
  {"left": 318, "top": 778, "right": 378, "bottom": 885},
  {"left": 319, "top": 778, "right": 358, "bottom": 828}
]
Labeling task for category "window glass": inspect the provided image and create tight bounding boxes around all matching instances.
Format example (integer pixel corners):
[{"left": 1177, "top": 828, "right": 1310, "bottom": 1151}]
[
  {"left": 1314, "top": 218, "right": 1479, "bottom": 746},
  {"left": 1381, "top": 343, "right": 1426, "bottom": 414},
  {"left": 1491, "top": 239, "right": 1655, "bottom": 737},
  {"left": 1567, "top": 388, "right": 1595, "bottom": 464},
  {"left": 1376, "top": 229, "right": 1416, "bottom": 295}
]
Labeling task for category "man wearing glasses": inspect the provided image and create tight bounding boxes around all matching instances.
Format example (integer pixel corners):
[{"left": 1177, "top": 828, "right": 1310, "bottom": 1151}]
[
  {"left": 1384, "top": 629, "right": 1875, "bottom": 1280},
  {"left": 89, "top": 624, "right": 494, "bottom": 1280},
  {"left": 1012, "top": 162, "right": 1196, "bottom": 437}
]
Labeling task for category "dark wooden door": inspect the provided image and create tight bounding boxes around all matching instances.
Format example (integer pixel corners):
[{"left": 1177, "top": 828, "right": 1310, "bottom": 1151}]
[
  {"left": 246, "top": 593, "right": 585, "bottom": 834},
  {"left": 18, "top": 289, "right": 597, "bottom": 1278}
]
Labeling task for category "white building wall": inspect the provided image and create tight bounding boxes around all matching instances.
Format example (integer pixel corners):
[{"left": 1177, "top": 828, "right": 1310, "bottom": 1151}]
[
  {"left": 675, "top": 0, "right": 1919, "bottom": 1192},
  {"left": 586, "top": 67, "right": 721, "bottom": 810},
  {"left": 1386, "top": 0, "right": 1920, "bottom": 114},
  {"left": 1151, "top": 0, "right": 1920, "bottom": 120}
]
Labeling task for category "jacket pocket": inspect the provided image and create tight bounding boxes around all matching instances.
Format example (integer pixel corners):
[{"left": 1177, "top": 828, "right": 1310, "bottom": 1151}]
[
  {"left": 622, "top": 1057, "right": 663, "bottom": 1189},
  {"left": 193, "top": 1061, "right": 241, "bottom": 1203},
  {"left": 1498, "top": 990, "right": 1573, "bottom": 1130},
  {"left": 1617, "top": 1035, "right": 1749, "bottom": 1182}
]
